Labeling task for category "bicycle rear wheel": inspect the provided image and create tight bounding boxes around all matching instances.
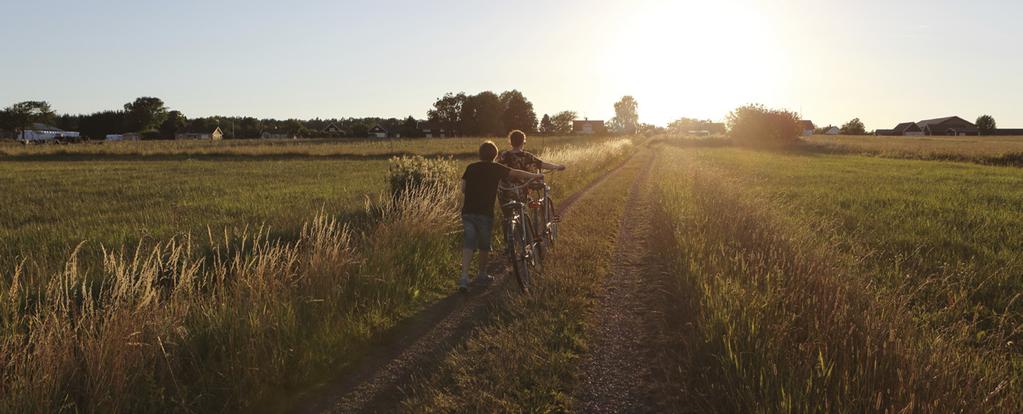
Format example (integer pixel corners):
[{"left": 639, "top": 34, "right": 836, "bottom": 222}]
[{"left": 510, "top": 216, "right": 532, "bottom": 292}]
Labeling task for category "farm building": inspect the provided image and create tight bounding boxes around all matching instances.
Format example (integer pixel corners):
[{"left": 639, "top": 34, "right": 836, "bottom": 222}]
[
  {"left": 19, "top": 123, "right": 81, "bottom": 142},
  {"left": 176, "top": 127, "right": 224, "bottom": 140},
  {"left": 917, "top": 116, "right": 977, "bottom": 136},
  {"left": 877, "top": 116, "right": 977, "bottom": 136},
  {"left": 105, "top": 133, "right": 141, "bottom": 141},
  {"left": 572, "top": 120, "right": 606, "bottom": 135},
  {"left": 824, "top": 126, "right": 840, "bottom": 135},
  {"left": 798, "top": 120, "right": 815, "bottom": 136},
  {"left": 368, "top": 125, "right": 388, "bottom": 138}
]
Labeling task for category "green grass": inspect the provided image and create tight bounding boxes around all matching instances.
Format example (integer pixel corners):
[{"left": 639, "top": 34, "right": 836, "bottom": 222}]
[
  {"left": 805, "top": 134, "right": 1023, "bottom": 166},
  {"left": 652, "top": 143, "right": 1023, "bottom": 411},
  {"left": 0, "top": 135, "right": 632, "bottom": 413},
  {"left": 1, "top": 159, "right": 384, "bottom": 274}
]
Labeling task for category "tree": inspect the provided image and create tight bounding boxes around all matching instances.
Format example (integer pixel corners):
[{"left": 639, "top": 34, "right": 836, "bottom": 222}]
[
  {"left": 499, "top": 90, "right": 538, "bottom": 133},
  {"left": 124, "top": 97, "right": 168, "bottom": 132},
  {"left": 841, "top": 118, "right": 866, "bottom": 135},
  {"left": 668, "top": 117, "right": 722, "bottom": 135},
  {"left": 473, "top": 91, "right": 505, "bottom": 136},
  {"left": 538, "top": 114, "right": 553, "bottom": 135},
  {"left": 2, "top": 101, "right": 55, "bottom": 140},
  {"left": 159, "top": 110, "right": 187, "bottom": 139},
  {"left": 400, "top": 116, "right": 421, "bottom": 138},
  {"left": 611, "top": 96, "right": 639, "bottom": 134},
  {"left": 977, "top": 115, "right": 997, "bottom": 135},
  {"left": 550, "top": 111, "right": 577, "bottom": 135},
  {"left": 427, "top": 92, "right": 467, "bottom": 136},
  {"left": 726, "top": 103, "right": 802, "bottom": 147}
]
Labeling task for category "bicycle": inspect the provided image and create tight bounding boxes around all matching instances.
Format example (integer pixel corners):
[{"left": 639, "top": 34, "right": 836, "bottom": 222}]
[{"left": 499, "top": 173, "right": 559, "bottom": 292}]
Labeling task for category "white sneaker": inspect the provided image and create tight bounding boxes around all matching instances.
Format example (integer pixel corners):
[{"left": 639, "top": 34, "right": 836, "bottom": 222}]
[
  {"left": 458, "top": 275, "right": 470, "bottom": 292},
  {"left": 477, "top": 274, "right": 495, "bottom": 285}
]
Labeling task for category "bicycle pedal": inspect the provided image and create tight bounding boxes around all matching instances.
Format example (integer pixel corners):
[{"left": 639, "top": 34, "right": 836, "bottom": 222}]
[{"left": 552, "top": 215, "right": 561, "bottom": 222}]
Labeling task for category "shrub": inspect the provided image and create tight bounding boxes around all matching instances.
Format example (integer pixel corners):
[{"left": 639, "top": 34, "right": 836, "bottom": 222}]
[
  {"left": 387, "top": 155, "right": 456, "bottom": 197},
  {"left": 726, "top": 104, "right": 802, "bottom": 147}
]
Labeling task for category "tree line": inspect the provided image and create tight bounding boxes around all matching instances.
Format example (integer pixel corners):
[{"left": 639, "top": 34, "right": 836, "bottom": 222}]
[{"left": 2, "top": 93, "right": 650, "bottom": 140}]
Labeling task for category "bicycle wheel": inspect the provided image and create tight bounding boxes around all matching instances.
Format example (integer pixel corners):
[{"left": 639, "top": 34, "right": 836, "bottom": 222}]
[
  {"left": 530, "top": 205, "right": 546, "bottom": 266},
  {"left": 510, "top": 215, "right": 531, "bottom": 292},
  {"left": 544, "top": 197, "right": 558, "bottom": 248}
]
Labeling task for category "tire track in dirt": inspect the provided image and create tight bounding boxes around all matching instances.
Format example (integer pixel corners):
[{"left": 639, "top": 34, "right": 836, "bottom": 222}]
[
  {"left": 288, "top": 152, "right": 638, "bottom": 414},
  {"left": 575, "top": 150, "right": 672, "bottom": 413}
]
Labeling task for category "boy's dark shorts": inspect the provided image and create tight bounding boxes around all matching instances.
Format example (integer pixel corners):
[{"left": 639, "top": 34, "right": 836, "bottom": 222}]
[{"left": 462, "top": 214, "right": 494, "bottom": 251}]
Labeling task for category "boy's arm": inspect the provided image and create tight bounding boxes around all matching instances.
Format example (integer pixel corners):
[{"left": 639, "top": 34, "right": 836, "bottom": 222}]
[
  {"left": 539, "top": 161, "right": 566, "bottom": 171},
  {"left": 508, "top": 169, "right": 543, "bottom": 181}
]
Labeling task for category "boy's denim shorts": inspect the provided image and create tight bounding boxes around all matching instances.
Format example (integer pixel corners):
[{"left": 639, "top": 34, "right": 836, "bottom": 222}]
[{"left": 462, "top": 214, "right": 494, "bottom": 251}]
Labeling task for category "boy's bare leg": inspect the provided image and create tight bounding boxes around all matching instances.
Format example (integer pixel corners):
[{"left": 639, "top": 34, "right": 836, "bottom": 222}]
[
  {"left": 478, "top": 250, "right": 489, "bottom": 277},
  {"left": 461, "top": 248, "right": 474, "bottom": 279}
]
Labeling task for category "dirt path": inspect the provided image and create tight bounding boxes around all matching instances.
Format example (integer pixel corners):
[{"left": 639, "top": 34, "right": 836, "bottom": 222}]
[
  {"left": 288, "top": 154, "right": 637, "bottom": 414},
  {"left": 574, "top": 151, "right": 672, "bottom": 413}
]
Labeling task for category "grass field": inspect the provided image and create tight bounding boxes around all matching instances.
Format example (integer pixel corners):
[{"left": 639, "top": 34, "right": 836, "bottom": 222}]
[
  {"left": 652, "top": 140, "right": 1023, "bottom": 411},
  {"left": 0, "top": 135, "right": 633, "bottom": 412},
  {"left": 0, "top": 135, "right": 597, "bottom": 275}
]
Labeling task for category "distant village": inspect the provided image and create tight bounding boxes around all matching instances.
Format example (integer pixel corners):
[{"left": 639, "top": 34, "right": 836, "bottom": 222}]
[{"left": 800, "top": 115, "right": 1023, "bottom": 137}]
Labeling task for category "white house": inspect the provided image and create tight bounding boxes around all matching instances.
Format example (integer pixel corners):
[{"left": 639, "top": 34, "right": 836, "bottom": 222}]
[
  {"left": 20, "top": 123, "right": 80, "bottom": 143},
  {"left": 106, "top": 133, "right": 142, "bottom": 141},
  {"left": 824, "top": 126, "right": 840, "bottom": 135},
  {"left": 368, "top": 125, "right": 388, "bottom": 138}
]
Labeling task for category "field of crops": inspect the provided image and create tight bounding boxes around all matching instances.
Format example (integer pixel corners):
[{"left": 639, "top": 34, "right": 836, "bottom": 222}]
[{"left": 652, "top": 139, "right": 1023, "bottom": 411}]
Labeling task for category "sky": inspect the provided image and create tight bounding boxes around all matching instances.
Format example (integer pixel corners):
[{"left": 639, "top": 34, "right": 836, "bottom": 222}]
[{"left": 2, "top": 0, "right": 1022, "bottom": 129}]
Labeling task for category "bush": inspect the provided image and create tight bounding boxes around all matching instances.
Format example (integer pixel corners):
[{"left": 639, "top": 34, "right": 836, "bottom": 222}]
[
  {"left": 387, "top": 155, "right": 456, "bottom": 197},
  {"left": 726, "top": 104, "right": 802, "bottom": 147}
]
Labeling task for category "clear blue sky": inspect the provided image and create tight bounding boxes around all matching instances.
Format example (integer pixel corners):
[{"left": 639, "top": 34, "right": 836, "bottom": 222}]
[{"left": 2, "top": 0, "right": 1022, "bottom": 129}]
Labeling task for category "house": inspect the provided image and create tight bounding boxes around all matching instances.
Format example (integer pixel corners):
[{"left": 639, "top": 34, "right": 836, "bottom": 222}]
[
  {"left": 368, "top": 125, "right": 388, "bottom": 138},
  {"left": 19, "top": 123, "right": 81, "bottom": 142},
  {"left": 917, "top": 116, "right": 977, "bottom": 136},
  {"left": 572, "top": 120, "right": 606, "bottom": 135},
  {"left": 798, "top": 120, "right": 815, "bottom": 136},
  {"left": 824, "top": 126, "right": 840, "bottom": 135},
  {"left": 176, "top": 127, "right": 224, "bottom": 140},
  {"left": 323, "top": 122, "right": 344, "bottom": 136},
  {"left": 423, "top": 127, "right": 447, "bottom": 138}
]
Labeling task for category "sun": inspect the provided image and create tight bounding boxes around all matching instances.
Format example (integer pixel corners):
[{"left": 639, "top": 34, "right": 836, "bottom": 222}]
[{"left": 602, "top": 0, "right": 787, "bottom": 124}]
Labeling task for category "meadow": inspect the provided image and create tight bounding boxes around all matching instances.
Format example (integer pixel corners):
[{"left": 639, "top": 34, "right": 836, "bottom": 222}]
[
  {"left": 0, "top": 135, "right": 633, "bottom": 412},
  {"left": 0, "top": 135, "right": 591, "bottom": 275},
  {"left": 806, "top": 134, "right": 1023, "bottom": 166},
  {"left": 652, "top": 140, "right": 1023, "bottom": 411}
]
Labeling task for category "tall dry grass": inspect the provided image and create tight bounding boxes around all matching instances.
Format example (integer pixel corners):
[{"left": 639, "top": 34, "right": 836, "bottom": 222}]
[
  {"left": 653, "top": 150, "right": 1022, "bottom": 412},
  {"left": 0, "top": 159, "right": 459, "bottom": 412}
]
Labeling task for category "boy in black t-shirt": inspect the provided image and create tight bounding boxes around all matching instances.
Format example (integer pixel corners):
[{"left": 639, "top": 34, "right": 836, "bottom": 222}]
[{"left": 459, "top": 140, "right": 544, "bottom": 291}]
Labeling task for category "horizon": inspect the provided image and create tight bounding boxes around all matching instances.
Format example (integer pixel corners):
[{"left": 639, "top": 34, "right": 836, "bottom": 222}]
[{"left": 3, "top": 0, "right": 1022, "bottom": 129}]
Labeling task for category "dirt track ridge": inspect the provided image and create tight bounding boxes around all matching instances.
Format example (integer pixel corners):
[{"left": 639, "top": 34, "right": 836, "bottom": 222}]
[{"left": 575, "top": 150, "right": 670, "bottom": 413}]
